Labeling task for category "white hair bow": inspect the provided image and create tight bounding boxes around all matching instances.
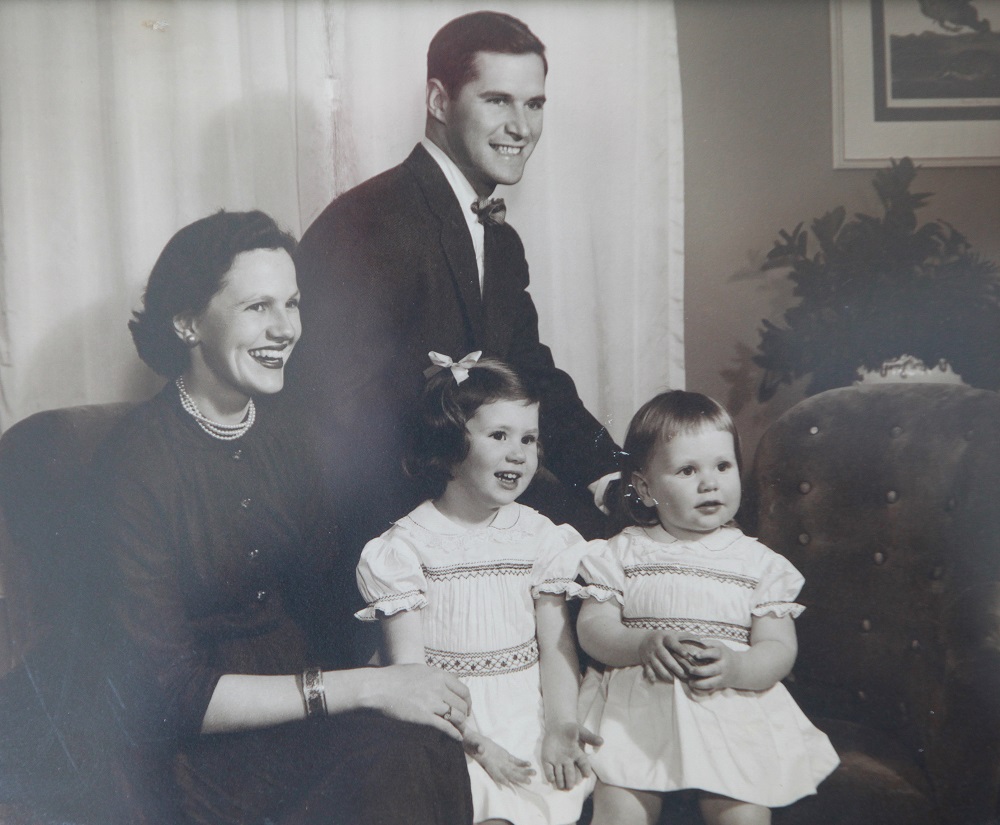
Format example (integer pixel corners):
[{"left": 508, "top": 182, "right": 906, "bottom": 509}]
[{"left": 424, "top": 350, "right": 483, "bottom": 385}]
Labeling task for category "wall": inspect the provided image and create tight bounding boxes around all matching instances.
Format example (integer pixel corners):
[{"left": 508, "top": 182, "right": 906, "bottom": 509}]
[{"left": 674, "top": 0, "right": 1000, "bottom": 462}]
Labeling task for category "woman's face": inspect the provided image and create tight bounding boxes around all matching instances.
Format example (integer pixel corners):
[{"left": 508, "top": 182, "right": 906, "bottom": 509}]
[{"left": 182, "top": 247, "right": 300, "bottom": 406}]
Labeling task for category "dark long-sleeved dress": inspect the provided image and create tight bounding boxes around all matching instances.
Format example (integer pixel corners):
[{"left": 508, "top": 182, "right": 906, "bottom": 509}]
[{"left": 97, "top": 385, "right": 471, "bottom": 824}]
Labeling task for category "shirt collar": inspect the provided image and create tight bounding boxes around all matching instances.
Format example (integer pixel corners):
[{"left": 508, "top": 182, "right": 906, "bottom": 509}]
[{"left": 421, "top": 138, "right": 482, "bottom": 226}]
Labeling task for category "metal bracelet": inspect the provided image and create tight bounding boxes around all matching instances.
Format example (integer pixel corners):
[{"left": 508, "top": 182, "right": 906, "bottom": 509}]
[{"left": 302, "top": 667, "right": 327, "bottom": 719}]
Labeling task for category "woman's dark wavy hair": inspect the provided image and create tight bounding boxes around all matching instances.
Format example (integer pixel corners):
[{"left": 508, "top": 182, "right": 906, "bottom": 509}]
[
  {"left": 404, "top": 357, "right": 540, "bottom": 499},
  {"left": 128, "top": 210, "right": 296, "bottom": 378},
  {"left": 613, "top": 390, "right": 742, "bottom": 528},
  {"left": 427, "top": 11, "right": 547, "bottom": 97}
]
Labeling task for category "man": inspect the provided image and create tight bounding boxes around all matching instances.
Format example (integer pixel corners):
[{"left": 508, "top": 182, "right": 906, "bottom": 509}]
[{"left": 287, "top": 12, "right": 619, "bottom": 617}]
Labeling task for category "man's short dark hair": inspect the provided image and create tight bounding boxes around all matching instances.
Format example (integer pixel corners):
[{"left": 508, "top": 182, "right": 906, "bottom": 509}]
[
  {"left": 427, "top": 11, "right": 547, "bottom": 97},
  {"left": 129, "top": 210, "right": 296, "bottom": 378}
]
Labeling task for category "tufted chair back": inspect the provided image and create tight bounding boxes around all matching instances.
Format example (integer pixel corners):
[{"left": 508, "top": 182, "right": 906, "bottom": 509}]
[{"left": 744, "top": 383, "right": 1000, "bottom": 825}]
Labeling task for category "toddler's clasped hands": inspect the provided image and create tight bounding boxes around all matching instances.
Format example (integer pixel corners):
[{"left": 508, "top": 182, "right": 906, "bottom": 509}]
[{"left": 639, "top": 630, "right": 741, "bottom": 692}]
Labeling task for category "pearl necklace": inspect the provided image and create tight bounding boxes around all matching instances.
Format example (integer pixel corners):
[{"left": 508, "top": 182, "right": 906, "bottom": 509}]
[{"left": 175, "top": 377, "right": 256, "bottom": 441}]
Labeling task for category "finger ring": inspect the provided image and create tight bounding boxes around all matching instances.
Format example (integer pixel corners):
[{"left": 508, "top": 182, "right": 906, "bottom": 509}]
[{"left": 443, "top": 705, "right": 453, "bottom": 721}]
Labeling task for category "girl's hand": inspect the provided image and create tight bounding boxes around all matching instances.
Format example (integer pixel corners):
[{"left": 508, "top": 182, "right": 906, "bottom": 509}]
[
  {"left": 464, "top": 730, "right": 536, "bottom": 788},
  {"left": 541, "top": 722, "right": 600, "bottom": 790},
  {"left": 686, "top": 643, "right": 742, "bottom": 692},
  {"left": 638, "top": 630, "right": 696, "bottom": 683}
]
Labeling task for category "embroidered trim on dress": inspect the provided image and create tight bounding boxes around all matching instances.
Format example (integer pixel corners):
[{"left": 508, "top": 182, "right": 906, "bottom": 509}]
[
  {"left": 425, "top": 638, "right": 539, "bottom": 677},
  {"left": 622, "top": 617, "right": 750, "bottom": 646},
  {"left": 423, "top": 560, "right": 532, "bottom": 581},
  {"left": 368, "top": 589, "right": 423, "bottom": 606},
  {"left": 625, "top": 563, "right": 757, "bottom": 590},
  {"left": 583, "top": 582, "right": 623, "bottom": 598}
]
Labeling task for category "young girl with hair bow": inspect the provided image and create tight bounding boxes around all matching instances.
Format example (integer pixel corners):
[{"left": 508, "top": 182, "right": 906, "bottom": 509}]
[{"left": 356, "top": 353, "right": 599, "bottom": 825}]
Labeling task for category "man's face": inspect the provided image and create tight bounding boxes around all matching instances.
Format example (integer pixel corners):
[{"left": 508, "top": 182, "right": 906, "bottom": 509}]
[{"left": 437, "top": 51, "right": 546, "bottom": 198}]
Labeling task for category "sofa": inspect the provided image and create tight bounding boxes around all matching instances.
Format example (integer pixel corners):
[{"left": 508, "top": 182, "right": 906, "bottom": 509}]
[
  {"left": 2, "top": 384, "right": 999, "bottom": 824},
  {"left": 743, "top": 382, "right": 1000, "bottom": 825},
  {"left": 0, "top": 402, "right": 139, "bottom": 824}
]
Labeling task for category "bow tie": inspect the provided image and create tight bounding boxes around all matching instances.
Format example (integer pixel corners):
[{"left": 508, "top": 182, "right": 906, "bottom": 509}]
[{"left": 471, "top": 197, "right": 506, "bottom": 226}]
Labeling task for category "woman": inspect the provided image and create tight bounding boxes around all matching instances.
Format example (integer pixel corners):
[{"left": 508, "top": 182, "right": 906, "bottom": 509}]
[{"left": 99, "top": 210, "right": 473, "bottom": 824}]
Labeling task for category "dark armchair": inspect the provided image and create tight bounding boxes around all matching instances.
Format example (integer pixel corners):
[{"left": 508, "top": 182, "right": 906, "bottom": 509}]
[
  {"left": 0, "top": 403, "right": 138, "bottom": 824},
  {"left": 743, "top": 383, "right": 1000, "bottom": 825}
]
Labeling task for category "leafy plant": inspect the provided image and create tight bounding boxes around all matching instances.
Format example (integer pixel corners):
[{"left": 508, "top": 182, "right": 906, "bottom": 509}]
[{"left": 754, "top": 157, "right": 1000, "bottom": 401}]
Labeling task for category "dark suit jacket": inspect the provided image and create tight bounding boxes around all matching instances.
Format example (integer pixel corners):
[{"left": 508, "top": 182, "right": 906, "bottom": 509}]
[{"left": 287, "top": 144, "right": 619, "bottom": 553}]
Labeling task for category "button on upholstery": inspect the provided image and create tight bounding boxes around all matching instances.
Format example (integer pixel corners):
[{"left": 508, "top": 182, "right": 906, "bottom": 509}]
[{"left": 798, "top": 481, "right": 812, "bottom": 494}]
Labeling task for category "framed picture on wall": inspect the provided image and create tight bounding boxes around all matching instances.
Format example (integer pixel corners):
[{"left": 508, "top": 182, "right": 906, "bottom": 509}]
[{"left": 831, "top": 0, "right": 1000, "bottom": 167}]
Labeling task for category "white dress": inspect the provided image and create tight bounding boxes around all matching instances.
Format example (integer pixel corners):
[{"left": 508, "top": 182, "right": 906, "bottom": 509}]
[
  {"left": 576, "top": 526, "right": 839, "bottom": 808},
  {"left": 356, "top": 501, "right": 595, "bottom": 825}
]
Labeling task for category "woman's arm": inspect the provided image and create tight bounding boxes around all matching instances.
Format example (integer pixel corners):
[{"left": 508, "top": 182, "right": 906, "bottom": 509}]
[
  {"left": 201, "top": 664, "right": 472, "bottom": 741},
  {"left": 576, "top": 598, "right": 689, "bottom": 681},
  {"left": 687, "top": 614, "right": 798, "bottom": 692}
]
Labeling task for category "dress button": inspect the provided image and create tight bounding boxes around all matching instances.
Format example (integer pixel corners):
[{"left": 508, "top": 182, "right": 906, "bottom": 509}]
[
  {"left": 886, "top": 490, "right": 898, "bottom": 503},
  {"left": 248, "top": 548, "right": 260, "bottom": 560},
  {"left": 861, "top": 618, "right": 872, "bottom": 632},
  {"left": 232, "top": 449, "right": 243, "bottom": 460},
  {"left": 873, "top": 551, "right": 886, "bottom": 565},
  {"left": 890, "top": 425, "right": 903, "bottom": 438},
  {"left": 798, "top": 533, "right": 810, "bottom": 546},
  {"left": 241, "top": 498, "right": 252, "bottom": 509},
  {"left": 808, "top": 425, "right": 820, "bottom": 435},
  {"left": 255, "top": 590, "right": 267, "bottom": 602},
  {"left": 798, "top": 481, "right": 812, "bottom": 494}
]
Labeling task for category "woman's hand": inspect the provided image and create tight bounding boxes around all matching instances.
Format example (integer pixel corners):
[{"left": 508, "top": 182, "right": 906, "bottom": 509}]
[
  {"left": 361, "top": 663, "right": 471, "bottom": 740},
  {"left": 465, "top": 730, "right": 535, "bottom": 787},
  {"left": 541, "top": 722, "right": 600, "bottom": 790},
  {"left": 638, "top": 630, "right": 695, "bottom": 683}
]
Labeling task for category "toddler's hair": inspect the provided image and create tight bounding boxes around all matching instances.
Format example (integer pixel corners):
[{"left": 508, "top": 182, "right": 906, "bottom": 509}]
[
  {"left": 615, "top": 390, "right": 741, "bottom": 527},
  {"left": 404, "top": 357, "right": 540, "bottom": 498}
]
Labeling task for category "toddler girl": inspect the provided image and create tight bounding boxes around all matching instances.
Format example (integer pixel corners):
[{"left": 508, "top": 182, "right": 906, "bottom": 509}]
[
  {"left": 356, "top": 353, "right": 596, "bottom": 825},
  {"left": 575, "top": 390, "right": 839, "bottom": 825}
]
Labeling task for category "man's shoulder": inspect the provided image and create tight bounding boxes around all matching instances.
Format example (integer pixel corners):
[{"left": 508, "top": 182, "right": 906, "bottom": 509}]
[{"left": 305, "top": 145, "right": 445, "bottom": 224}]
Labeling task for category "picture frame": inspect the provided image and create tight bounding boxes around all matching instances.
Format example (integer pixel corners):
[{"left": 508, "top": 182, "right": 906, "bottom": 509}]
[{"left": 831, "top": 0, "right": 1000, "bottom": 168}]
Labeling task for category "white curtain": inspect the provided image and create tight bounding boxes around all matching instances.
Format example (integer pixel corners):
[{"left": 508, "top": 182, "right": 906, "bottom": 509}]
[{"left": 0, "top": 0, "right": 683, "bottom": 442}]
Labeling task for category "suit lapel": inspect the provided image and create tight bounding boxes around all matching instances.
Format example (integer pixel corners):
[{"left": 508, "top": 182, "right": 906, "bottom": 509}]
[{"left": 403, "top": 145, "right": 484, "bottom": 346}]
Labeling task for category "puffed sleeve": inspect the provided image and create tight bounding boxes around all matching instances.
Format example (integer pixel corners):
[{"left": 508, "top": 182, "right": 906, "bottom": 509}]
[
  {"left": 355, "top": 533, "right": 428, "bottom": 621},
  {"left": 530, "top": 520, "right": 586, "bottom": 599},
  {"left": 751, "top": 546, "right": 806, "bottom": 619},
  {"left": 576, "top": 536, "right": 626, "bottom": 605}
]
